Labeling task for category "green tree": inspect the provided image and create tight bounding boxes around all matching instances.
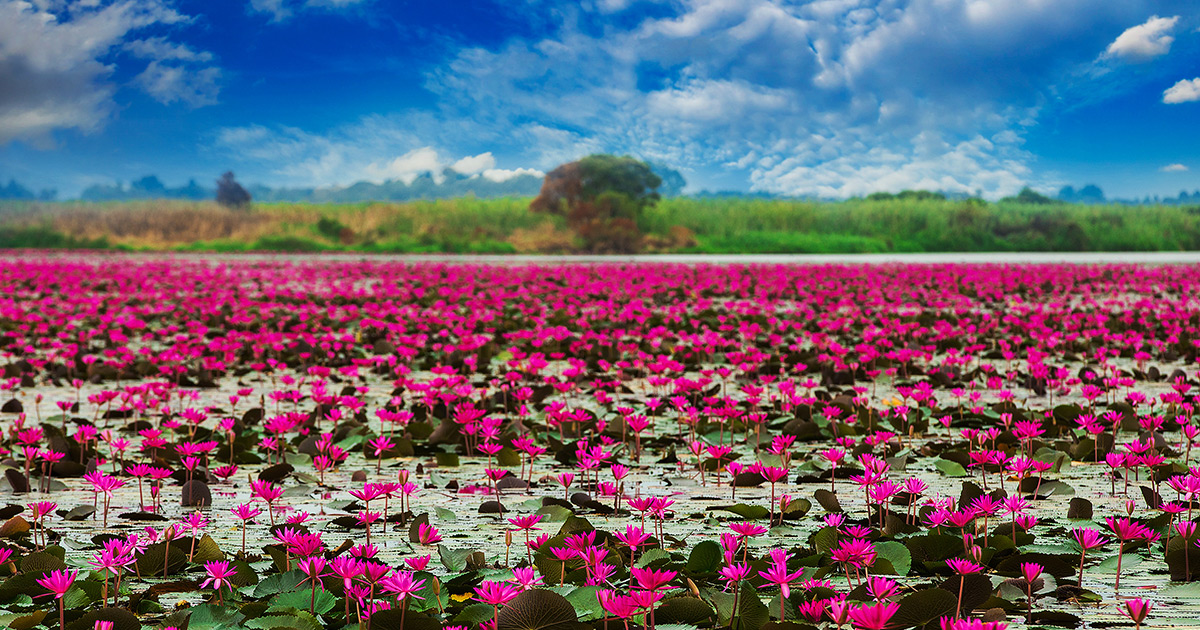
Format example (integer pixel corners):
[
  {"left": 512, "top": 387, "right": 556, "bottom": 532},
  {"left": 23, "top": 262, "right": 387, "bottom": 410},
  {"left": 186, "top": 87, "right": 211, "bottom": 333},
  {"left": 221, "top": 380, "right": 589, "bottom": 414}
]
[
  {"left": 1003, "top": 187, "right": 1058, "bottom": 205},
  {"left": 530, "top": 154, "right": 663, "bottom": 253},
  {"left": 216, "top": 171, "right": 252, "bottom": 209}
]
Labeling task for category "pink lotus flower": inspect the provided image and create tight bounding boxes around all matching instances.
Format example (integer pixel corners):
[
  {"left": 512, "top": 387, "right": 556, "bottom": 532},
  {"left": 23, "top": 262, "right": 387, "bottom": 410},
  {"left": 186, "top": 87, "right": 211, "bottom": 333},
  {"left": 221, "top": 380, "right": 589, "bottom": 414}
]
[
  {"left": 1118, "top": 598, "right": 1152, "bottom": 630},
  {"left": 475, "top": 580, "right": 521, "bottom": 628},
  {"left": 597, "top": 589, "right": 642, "bottom": 628},
  {"left": 36, "top": 568, "right": 78, "bottom": 630},
  {"left": 848, "top": 601, "right": 899, "bottom": 630},
  {"left": 200, "top": 561, "right": 237, "bottom": 604},
  {"left": 417, "top": 522, "right": 442, "bottom": 545}
]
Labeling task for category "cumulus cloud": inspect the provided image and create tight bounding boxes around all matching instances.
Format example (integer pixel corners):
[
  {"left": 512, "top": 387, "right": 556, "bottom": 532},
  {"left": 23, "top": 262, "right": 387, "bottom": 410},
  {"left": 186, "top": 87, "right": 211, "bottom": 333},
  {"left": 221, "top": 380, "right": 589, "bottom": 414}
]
[
  {"left": 415, "top": 0, "right": 1152, "bottom": 198},
  {"left": 451, "top": 152, "right": 496, "bottom": 175},
  {"left": 135, "top": 62, "right": 220, "bottom": 107},
  {"left": 215, "top": 120, "right": 540, "bottom": 187},
  {"left": 645, "top": 79, "right": 792, "bottom": 123},
  {"left": 1161, "top": 163, "right": 1189, "bottom": 172},
  {"left": 0, "top": 0, "right": 216, "bottom": 144},
  {"left": 1164, "top": 78, "right": 1200, "bottom": 103},
  {"left": 124, "top": 36, "right": 213, "bottom": 63},
  {"left": 364, "top": 147, "right": 443, "bottom": 184},
  {"left": 483, "top": 167, "right": 545, "bottom": 182},
  {"left": 1105, "top": 15, "right": 1178, "bottom": 62},
  {"left": 249, "top": 0, "right": 369, "bottom": 21}
]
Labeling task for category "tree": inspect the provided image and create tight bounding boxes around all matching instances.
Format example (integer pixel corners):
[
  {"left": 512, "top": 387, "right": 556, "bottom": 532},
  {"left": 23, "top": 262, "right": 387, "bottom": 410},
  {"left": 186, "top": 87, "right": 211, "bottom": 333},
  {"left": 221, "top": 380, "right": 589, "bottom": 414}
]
[
  {"left": 216, "top": 171, "right": 251, "bottom": 209},
  {"left": 1003, "top": 187, "right": 1058, "bottom": 205},
  {"left": 131, "top": 175, "right": 166, "bottom": 197},
  {"left": 530, "top": 154, "right": 662, "bottom": 253},
  {"left": 649, "top": 162, "right": 687, "bottom": 197},
  {"left": 1077, "top": 184, "right": 1105, "bottom": 204}
]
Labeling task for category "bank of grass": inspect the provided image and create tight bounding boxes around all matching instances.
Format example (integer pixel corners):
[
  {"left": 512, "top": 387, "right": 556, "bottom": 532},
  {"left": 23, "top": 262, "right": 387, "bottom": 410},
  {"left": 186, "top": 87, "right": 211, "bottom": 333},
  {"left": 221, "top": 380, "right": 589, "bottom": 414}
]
[{"left": 2, "top": 196, "right": 1200, "bottom": 253}]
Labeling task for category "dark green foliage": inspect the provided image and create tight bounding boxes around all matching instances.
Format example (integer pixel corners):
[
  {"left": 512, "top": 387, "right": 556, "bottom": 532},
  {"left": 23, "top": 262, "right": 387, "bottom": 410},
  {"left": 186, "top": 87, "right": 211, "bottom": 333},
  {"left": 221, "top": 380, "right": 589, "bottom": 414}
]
[
  {"left": 497, "top": 589, "right": 578, "bottom": 630},
  {"left": 530, "top": 154, "right": 664, "bottom": 252},
  {"left": 216, "top": 171, "right": 251, "bottom": 209},
  {"left": 315, "top": 216, "right": 349, "bottom": 241},
  {"left": 1002, "top": 187, "right": 1058, "bottom": 205},
  {"left": 0, "top": 226, "right": 109, "bottom": 249},
  {"left": 576, "top": 154, "right": 662, "bottom": 213}
]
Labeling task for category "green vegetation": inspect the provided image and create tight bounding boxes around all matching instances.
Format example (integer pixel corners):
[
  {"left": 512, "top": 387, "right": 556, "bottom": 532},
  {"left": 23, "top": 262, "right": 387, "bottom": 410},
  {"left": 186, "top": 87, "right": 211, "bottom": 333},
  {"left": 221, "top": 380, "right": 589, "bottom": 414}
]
[
  {"left": 530, "top": 154, "right": 664, "bottom": 252},
  {"left": 2, "top": 194, "right": 1200, "bottom": 253}
]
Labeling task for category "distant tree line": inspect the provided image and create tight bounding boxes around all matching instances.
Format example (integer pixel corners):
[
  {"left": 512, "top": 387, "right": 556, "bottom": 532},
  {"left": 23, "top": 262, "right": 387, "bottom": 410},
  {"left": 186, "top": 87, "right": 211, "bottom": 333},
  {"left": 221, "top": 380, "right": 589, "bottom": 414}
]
[
  {"left": 0, "top": 179, "right": 57, "bottom": 201},
  {"left": 78, "top": 175, "right": 210, "bottom": 202},
  {"left": 1, "top": 162, "right": 688, "bottom": 205}
]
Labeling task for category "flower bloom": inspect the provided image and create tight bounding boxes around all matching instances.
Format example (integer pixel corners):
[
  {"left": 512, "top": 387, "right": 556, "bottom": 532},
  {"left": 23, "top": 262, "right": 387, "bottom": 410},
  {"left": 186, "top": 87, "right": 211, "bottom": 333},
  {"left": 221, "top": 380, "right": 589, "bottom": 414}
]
[{"left": 36, "top": 569, "right": 78, "bottom": 599}]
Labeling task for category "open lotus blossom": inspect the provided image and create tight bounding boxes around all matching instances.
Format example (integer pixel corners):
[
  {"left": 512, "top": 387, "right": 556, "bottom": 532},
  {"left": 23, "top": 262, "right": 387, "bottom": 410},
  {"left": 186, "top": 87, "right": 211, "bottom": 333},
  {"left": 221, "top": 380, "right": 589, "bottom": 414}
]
[
  {"left": 0, "top": 258, "right": 1197, "bottom": 630},
  {"left": 848, "top": 601, "right": 900, "bottom": 630},
  {"left": 36, "top": 568, "right": 78, "bottom": 630},
  {"left": 1118, "top": 598, "right": 1153, "bottom": 630},
  {"left": 200, "top": 561, "right": 237, "bottom": 604},
  {"left": 475, "top": 580, "right": 521, "bottom": 628}
]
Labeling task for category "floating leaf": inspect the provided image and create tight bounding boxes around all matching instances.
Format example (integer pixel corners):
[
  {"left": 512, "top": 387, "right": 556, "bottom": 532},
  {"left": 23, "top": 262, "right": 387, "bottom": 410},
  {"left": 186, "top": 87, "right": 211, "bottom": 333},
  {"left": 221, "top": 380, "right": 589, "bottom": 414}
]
[
  {"left": 20, "top": 550, "right": 66, "bottom": 573},
  {"left": 498, "top": 588, "right": 578, "bottom": 630},
  {"left": 1092, "top": 553, "right": 1142, "bottom": 574},
  {"left": 0, "top": 610, "right": 44, "bottom": 630},
  {"left": 712, "top": 504, "right": 770, "bottom": 520},
  {"left": 936, "top": 574, "right": 992, "bottom": 613},
  {"left": 253, "top": 570, "right": 305, "bottom": 598},
  {"left": 935, "top": 459, "right": 967, "bottom": 477},
  {"left": 59, "top": 505, "right": 95, "bottom": 521},
  {"left": 780, "top": 497, "right": 811, "bottom": 519},
  {"left": 873, "top": 541, "right": 911, "bottom": 576},
  {"left": 709, "top": 582, "right": 769, "bottom": 630},
  {"left": 1029, "top": 611, "right": 1081, "bottom": 628},
  {"left": 1066, "top": 498, "right": 1092, "bottom": 520},
  {"left": 1161, "top": 582, "right": 1200, "bottom": 600},
  {"left": 564, "top": 585, "right": 605, "bottom": 621},
  {"left": 456, "top": 603, "right": 501, "bottom": 624},
  {"left": 686, "top": 540, "right": 722, "bottom": 575},
  {"left": 636, "top": 548, "right": 671, "bottom": 568},
  {"left": 65, "top": 608, "right": 139, "bottom": 630},
  {"left": 439, "top": 546, "right": 479, "bottom": 572},
  {"left": 657, "top": 597, "right": 716, "bottom": 625},
  {"left": 905, "top": 534, "right": 962, "bottom": 564},
  {"left": 134, "top": 542, "right": 187, "bottom": 577},
  {"left": 243, "top": 612, "right": 324, "bottom": 630},
  {"left": 269, "top": 588, "right": 337, "bottom": 615},
  {"left": 889, "top": 589, "right": 957, "bottom": 629},
  {"left": 536, "top": 505, "right": 574, "bottom": 522},
  {"left": 0, "top": 515, "right": 29, "bottom": 538},
  {"left": 812, "top": 489, "right": 842, "bottom": 513},
  {"left": 183, "top": 603, "right": 247, "bottom": 630}
]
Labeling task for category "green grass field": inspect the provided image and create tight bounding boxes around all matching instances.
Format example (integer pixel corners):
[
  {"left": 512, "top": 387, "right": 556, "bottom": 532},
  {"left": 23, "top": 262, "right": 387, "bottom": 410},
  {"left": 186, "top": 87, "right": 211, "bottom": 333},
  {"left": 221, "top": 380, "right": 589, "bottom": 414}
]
[{"left": 1, "top": 196, "right": 1198, "bottom": 253}]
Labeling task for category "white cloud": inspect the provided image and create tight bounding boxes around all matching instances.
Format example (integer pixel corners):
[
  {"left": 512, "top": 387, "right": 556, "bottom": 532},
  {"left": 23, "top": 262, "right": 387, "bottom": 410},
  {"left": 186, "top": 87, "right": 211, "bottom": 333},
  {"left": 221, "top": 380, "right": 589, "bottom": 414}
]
[
  {"left": 451, "top": 152, "right": 496, "bottom": 175},
  {"left": 124, "top": 36, "right": 213, "bottom": 63},
  {"left": 215, "top": 120, "right": 542, "bottom": 187},
  {"left": 1105, "top": 15, "right": 1178, "bottom": 62},
  {"left": 364, "top": 147, "right": 443, "bottom": 185},
  {"left": 415, "top": 0, "right": 1152, "bottom": 198},
  {"left": 646, "top": 79, "right": 791, "bottom": 122},
  {"left": 1164, "top": 78, "right": 1200, "bottom": 104},
  {"left": 1161, "top": 163, "right": 1189, "bottom": 172},
  {"left": 249, "top": 0, "right": 369, "bottom": 21},
  {"left": 483, "top": 167, "right": 544, "bottom": 182},
  {"left": 0, "top": 0, "right": 215, "bottom": 144},
  {"left": 135, "top": 61, "right": 220, "bottom": 108}
]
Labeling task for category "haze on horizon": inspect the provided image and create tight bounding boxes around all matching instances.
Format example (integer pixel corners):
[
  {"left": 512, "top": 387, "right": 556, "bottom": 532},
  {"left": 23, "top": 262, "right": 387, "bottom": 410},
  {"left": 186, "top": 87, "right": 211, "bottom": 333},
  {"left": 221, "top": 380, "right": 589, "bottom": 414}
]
[{"left": 0, "top": 0, "right": 1197, "bottom": 200}]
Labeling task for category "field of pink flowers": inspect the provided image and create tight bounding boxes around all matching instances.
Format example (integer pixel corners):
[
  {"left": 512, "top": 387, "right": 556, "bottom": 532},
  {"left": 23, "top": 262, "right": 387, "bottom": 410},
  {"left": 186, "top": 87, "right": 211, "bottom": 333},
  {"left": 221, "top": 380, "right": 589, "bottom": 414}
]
[{"left": 0, "top": 255, "right": 1198, "bottom": 630}]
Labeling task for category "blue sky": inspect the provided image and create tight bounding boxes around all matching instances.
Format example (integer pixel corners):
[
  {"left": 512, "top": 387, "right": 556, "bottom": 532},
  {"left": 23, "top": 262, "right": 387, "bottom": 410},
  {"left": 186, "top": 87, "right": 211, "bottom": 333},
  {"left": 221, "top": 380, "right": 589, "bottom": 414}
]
[{"left": 1, "top": 0, "right": 1197, "bottom": 199}]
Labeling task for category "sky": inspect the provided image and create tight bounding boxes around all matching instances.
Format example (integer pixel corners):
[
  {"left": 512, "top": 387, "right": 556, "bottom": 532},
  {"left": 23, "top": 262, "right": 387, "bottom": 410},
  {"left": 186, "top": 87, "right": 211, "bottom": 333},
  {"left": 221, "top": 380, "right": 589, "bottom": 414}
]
[{"left": 0, "top": 0, "right": 1198, "bottom": 200}]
